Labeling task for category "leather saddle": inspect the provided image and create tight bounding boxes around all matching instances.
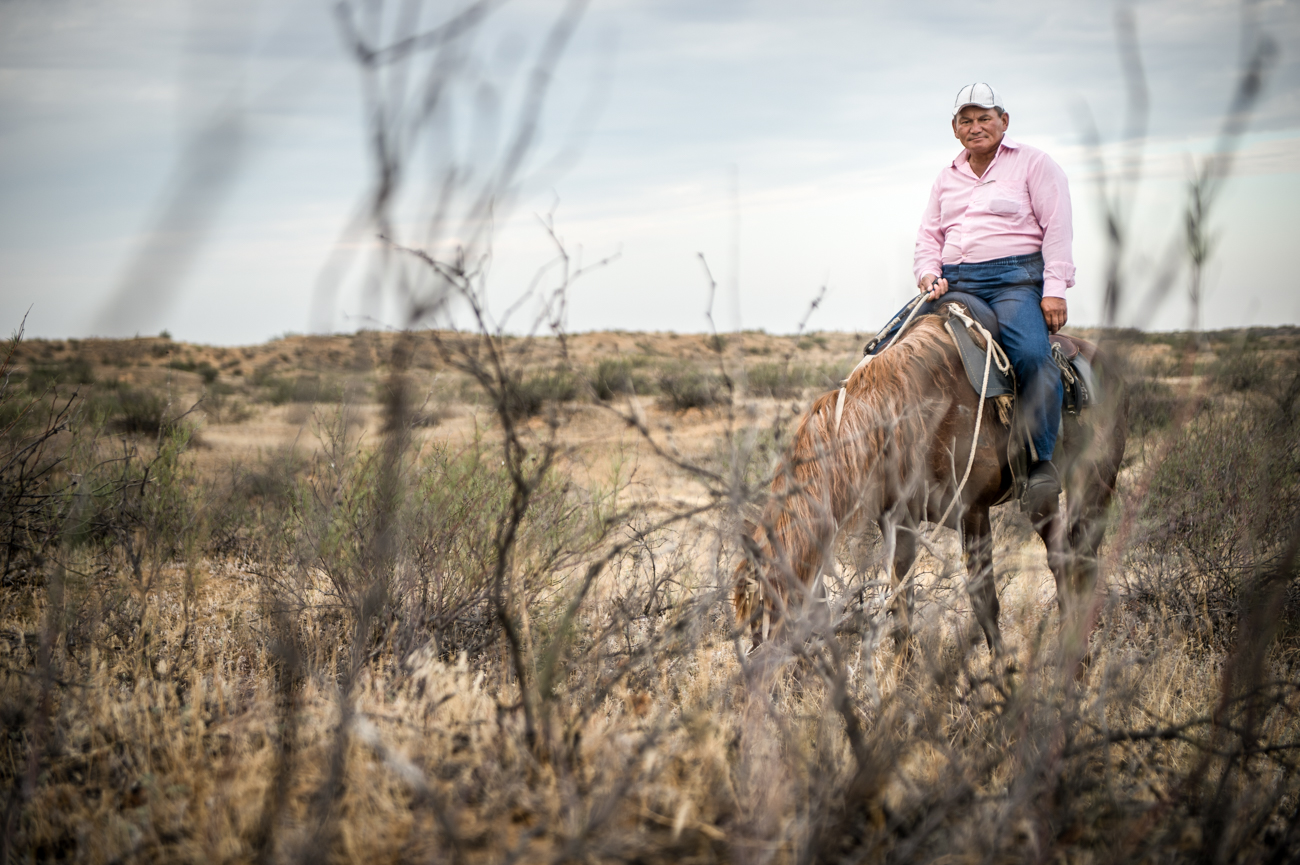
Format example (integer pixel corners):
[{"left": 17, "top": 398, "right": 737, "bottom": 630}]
[
  {"left": 861, "top": 292, "right": 1104, "bottom": 509},
  {"left": 867, "top": 292, "right": 1101, "bottom": 415},
  {"left": 936, "top": 294, "right": 1103, "bottom": 509}
]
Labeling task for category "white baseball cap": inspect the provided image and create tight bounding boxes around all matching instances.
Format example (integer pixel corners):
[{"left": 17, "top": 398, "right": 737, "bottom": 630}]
[{"left": 952, "top": 83, "right": 1004, "bottom": 116}]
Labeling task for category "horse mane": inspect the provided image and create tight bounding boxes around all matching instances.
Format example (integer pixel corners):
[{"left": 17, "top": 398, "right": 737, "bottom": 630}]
[{"left": 735, "top": 315, "right": 964, "bottom": 628}]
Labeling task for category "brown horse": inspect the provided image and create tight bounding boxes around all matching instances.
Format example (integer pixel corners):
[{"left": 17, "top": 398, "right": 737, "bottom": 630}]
[{"left": 733, "top": 305, "right": 1128, "bottom": 653}]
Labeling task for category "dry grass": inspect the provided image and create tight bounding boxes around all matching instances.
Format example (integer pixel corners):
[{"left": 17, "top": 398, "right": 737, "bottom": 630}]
[{"left": 1, "top": 327, "right": 1298, "bottom": 863}]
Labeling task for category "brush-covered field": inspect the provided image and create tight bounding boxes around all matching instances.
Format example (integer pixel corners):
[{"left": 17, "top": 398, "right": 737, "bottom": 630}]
[{"left": 1, "top": 324, "right": 1298, "bottom": 863}]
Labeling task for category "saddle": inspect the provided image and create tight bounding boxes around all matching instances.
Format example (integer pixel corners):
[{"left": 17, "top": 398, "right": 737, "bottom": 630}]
[
  {"left": 861, "top": 293, "right": 1105, "bottom": 509},
  {"left": 942, "top": 296, "right": 1104, "bottom": 507},
  {"left": 867, "top": 291, "right": 1102, "bottom": 416}
]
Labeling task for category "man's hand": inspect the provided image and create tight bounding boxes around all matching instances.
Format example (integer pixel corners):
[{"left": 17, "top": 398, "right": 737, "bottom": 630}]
[
  {"left": 920, "top": 274, "right": 949, "bottom": 300},
  {"left": 1042, "top": 296, "right": 1067, "bottom": 333}
]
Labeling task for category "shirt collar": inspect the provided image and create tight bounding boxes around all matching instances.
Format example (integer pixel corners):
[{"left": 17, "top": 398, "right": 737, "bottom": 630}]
[{"left": 952, "top": 135, "right": 1020, "bottom": 168}]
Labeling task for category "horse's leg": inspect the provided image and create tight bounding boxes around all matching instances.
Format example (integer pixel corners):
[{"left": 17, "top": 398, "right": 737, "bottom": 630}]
[
  {"left": 881, "top": 512, "right": 918, "bottom": 651},
  {"left": 1064, "top": 478, "right": 1107, "bottom": 613},
  {"left": 1061, "top": 434, "right": 1123, "bottom": 634},
  {"left": 961, "top": 505, "right": 1003, "bottom": 655},
  {"left": 1031, "top": 487, "right": 1070, "bottom": 620}
]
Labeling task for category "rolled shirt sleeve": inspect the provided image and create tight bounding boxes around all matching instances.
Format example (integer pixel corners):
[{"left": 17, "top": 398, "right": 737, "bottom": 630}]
[{"left": 1026, "top": 152, "right": 1076, "bottom": 298}]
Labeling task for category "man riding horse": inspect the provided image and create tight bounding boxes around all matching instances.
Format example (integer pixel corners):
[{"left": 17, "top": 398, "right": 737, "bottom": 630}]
[
  {"left": 914, "top": 82, "right": 1072, "bottom": 514},
  {"left": 733, "top": 82, "right": 1125, "bottom": 651}
]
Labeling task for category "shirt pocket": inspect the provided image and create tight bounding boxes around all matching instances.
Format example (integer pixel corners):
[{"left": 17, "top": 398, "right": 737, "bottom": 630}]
[{"left": 988, "top": 196, "right": 1022, "bottom": 215}]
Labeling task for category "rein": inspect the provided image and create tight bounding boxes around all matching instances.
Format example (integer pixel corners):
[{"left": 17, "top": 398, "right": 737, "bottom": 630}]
[{"left": 832, "top": 293, "right": 927, "bottom": 432}]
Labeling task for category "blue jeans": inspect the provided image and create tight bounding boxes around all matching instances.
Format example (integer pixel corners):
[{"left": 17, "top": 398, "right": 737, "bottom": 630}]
[{"left": 941, "top": 253, "right": 1061, "bottom": 461}]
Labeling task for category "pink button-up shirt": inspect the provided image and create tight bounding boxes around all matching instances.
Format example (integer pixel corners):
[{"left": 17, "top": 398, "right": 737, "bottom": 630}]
[{"left": 913, "top": 136, "right": 1075, "bottom": 298}]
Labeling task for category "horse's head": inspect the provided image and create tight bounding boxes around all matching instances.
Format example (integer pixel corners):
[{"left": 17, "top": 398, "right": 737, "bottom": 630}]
[
  {"left": 734, "top": 517, "right": 806, "bottom": 649},
  {"left": 737, "top": 516, "right": 803, "bottom": 648},
  {"left": 732, "top": 519, "right": 764, "bottom": 636}
]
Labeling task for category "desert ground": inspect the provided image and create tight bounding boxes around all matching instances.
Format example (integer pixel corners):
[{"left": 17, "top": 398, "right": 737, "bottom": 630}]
[{"left": 1, "top": 324, "right": 1297, "bottom": 863}]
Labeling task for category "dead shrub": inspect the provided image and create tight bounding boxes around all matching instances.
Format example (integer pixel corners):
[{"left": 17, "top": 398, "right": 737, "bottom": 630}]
[
  {"left": 1126, "top": 377, "right": 1179, "bottom": 436},
  {"left": 1132, "top": 357, "right": 1300, "bottom": 635}
]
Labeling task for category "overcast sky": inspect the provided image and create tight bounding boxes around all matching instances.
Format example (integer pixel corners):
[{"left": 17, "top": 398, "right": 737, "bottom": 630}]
[{"left": 2, "top": 0, "right": 1299, "bottom": 344}]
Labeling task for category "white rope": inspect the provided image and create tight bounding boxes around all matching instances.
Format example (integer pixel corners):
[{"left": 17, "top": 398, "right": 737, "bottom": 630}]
[
  {"left": 946, "top": 305, "right": 1012, "bottom": 377},
  {"left": 826, "top": 298, "right": 1012, "bottom": 648},
  {"left": 929, "top": 312, "right": 997, "bottom": 540},
  {"left": 864, "top": 308, "right": 1000, "bottom": 643}
]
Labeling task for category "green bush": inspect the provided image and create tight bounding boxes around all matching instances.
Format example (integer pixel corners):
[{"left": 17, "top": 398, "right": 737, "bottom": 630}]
[
  {"left": 25, "top": 356, "right": 95, "bottom": 392},
  {"left": 745, "top": 362, "right": 839, "bottom": 399},
  {"left": 797, "top": 334, "right": 829, "bottom": 351},
  {"left": 282, "top": 431, "right": 598, "bottom": 655},
  {"left": 207, "top": 387, "right": 254, "bottom": 424},
  {"left": 657, "top": 364, "right": 726, "bottom": 410},
  {"left": 591, "top": 358, "right": 653, "bottom": 400},
  {"left": 110, "top": 387, "right": 173, "bottom": 436},
  {"left": 199, "top": 445, "right": 307, "bottom": 557},
  {"left": 1209, "top": 346, "right": 1275, "bottom": 394},
  {"left": 410, "top": 403, "right": 456, "bottom": 428},
  {"left": 0, "top": 395, "right": 32, "bottom": 439},
  {"left": 1126, "top": 378, "right": 1179, "bottom": 437},
  {"left": 500, "top": 370, "right": 581, "bottom": 421},
  {"left": 261, "top": 374, "right": 345, "bottom": 405},
  {"left": 74, "top": 385, "right": 195, "bottom": 438},
  {"left": 167, "top": 359, "right": 219, "bottom": 384}
]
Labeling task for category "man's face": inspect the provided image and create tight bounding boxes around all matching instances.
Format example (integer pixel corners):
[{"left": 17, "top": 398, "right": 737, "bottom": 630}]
[{"left": 952, "top": 105, "right": 1009, "bottom": 157}]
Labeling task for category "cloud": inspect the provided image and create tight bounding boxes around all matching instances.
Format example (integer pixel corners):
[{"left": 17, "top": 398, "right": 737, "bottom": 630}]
[{"left": 1, "top": 0, "right": 1298, "bottom": 342}]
